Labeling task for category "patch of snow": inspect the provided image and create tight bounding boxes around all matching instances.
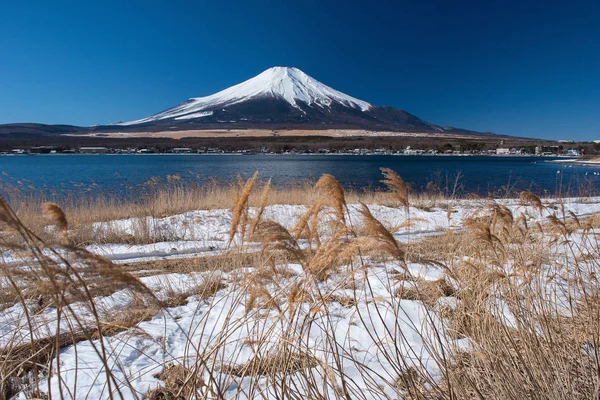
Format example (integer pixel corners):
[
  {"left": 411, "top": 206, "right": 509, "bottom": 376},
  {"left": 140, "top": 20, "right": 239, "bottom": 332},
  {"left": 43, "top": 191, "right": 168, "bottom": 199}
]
[{"left": 173, "top": 110, "right": 214, "bottom": 120}]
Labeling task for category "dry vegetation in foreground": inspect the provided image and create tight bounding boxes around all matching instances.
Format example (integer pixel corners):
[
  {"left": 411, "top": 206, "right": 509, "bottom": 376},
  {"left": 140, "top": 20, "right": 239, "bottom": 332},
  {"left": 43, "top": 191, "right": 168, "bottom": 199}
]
[
  {"left": 0, "top": 169, "right": 599, "bottom": 399},
  {"left": 4, "top": 169, "right": 598, "bottom": 247}
]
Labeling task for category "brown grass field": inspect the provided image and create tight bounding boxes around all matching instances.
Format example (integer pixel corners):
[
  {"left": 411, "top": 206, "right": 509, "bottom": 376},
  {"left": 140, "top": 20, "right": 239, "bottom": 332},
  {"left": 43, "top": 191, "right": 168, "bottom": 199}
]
[{"left": 69, "top": 129, "right": 483, "bottom": 140}]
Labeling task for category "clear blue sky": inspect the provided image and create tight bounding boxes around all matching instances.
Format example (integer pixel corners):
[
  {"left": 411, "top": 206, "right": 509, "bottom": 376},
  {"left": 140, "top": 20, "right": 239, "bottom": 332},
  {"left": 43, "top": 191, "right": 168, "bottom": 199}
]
[{"left": 1, "top": 0, "right": 598, "bottom": 140}]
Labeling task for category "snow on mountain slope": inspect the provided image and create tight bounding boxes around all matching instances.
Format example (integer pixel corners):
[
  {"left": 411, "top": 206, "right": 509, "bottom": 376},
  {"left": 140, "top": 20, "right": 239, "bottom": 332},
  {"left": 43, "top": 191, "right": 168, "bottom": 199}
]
[{"left": 117, "top": 67, "right": 372, "bottom": 126}]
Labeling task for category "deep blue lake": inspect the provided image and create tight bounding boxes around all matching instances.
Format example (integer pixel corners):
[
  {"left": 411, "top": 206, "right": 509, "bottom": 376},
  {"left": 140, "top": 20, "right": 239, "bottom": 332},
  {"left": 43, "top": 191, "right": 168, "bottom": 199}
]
[{"left": 0, "top": 154, "right": 598, "bottom": 199}]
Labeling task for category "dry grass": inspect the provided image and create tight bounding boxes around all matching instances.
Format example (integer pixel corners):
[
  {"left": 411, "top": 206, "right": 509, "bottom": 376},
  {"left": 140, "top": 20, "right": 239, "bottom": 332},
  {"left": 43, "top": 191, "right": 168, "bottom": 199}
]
[
  {"left": 1, "top": 171, "right": 600, "bottom": 399},
  {"left": 1, "top": 175, "right": 460, "bottom": 247},
  {"left": 381, "top": 167, "right": 409, "bottom": 209},
  {"left": 97, "top": 302, "right": 161, "bottom": 337},
  {"left": 145, "top": 363, "right": 206, "bottom": 400},
  {"left": 396, "top": 278, "right": 455, "bottom": 306},
  {"left": 220, "top": 347, "right": 319, "bottom": 377},
  {"left": 120, "top": 250, "right": 263, "bottom": 276}
]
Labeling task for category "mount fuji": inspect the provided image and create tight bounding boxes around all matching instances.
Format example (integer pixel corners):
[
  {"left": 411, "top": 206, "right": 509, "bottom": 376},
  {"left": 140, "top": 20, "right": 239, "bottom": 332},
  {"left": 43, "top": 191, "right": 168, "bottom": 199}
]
[
  {"left": 107, "top": 67, "right": 488, "bottom": 135},
  {"left": 0, "top": 67, "right": 492, "bottom": 137},
  {"left": 118, "top": 67, "right": 372, "bottom": 126}
]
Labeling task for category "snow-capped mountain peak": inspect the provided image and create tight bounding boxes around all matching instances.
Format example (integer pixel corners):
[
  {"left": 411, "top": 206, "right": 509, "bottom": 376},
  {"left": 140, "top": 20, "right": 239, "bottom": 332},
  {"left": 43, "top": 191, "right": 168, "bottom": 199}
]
[
  {"left": 222, "top": 66, "right": 372, "bottom": 111},
  {"left": 118, "top": 67, "right": 371, "bottom": 125}
]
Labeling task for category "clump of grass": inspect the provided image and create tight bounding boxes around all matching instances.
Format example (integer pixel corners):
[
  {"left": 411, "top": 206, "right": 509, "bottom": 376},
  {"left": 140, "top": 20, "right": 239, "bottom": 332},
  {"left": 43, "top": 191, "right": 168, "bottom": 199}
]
[
  {"left": 194, "top": 275, "right": 226, "bottom": 300},
  {"left": 396, "top": 278, "right": 456, "bottom": 306},
  {"left": 328, "top": 294, "right": 358, "bottom": 308},
  {"left": 1, "top": 328, "right": 97, "bottom": 376},
  {"left": 146, "top": 363, "right": 206, "bottom": 400},
  {"left": 221, "top": 346, "right": 318, "bottom": 377}
]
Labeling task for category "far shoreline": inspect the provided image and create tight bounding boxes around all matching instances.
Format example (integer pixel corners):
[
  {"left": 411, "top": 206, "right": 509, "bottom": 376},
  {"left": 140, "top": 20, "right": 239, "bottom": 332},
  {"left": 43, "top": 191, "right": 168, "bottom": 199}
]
[{"left": 0, "top": 152, "right": 578, "bottom": 159}]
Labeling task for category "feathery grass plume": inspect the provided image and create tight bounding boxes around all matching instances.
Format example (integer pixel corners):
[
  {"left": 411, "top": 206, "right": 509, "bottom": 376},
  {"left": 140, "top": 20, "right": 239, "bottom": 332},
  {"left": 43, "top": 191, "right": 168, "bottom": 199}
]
[
  {"left": 514, "top": 212, "right": 530, "bottom": 241},
  {"left": 228, "top": 171, "right": 258, "bottom": 246},
  {"left": 489, "top": 204, "right": 514, "bottom": 245},
  {"left": 520, "top": 191, "right": 544, "bottom": 215},
  {"left": 0, "top": 197, "right": 26, "bottom": 240},
  {"left": 515, "top": 212, "right": 528, "bottom": 231},
  {"left": 253, "top": 220, "right": 305, "bottom": 265},
  {"left": 391, "top": 218, "right": 427, "bottom": 233},
  {"left": 336, "top": 236, "right": 387, "bottom": 264},
  {"left": 249, "top": 178, "right": 271, "bottom": 236},
  {"left": 291, "top": 200, "right": 322, "bottom": 242},
  {"left": 380, "top": 167, "right": 409, "bottom": 209},
  {"left": 245, "top": 283, "right": 280, "bottom": 314},
  {"left": 358, "top": 203, "right": 405, "bottom": 262},
  {"left": 490, "top": 203, "right": 514, "bottom": 226},
  {"left": 315, "top": 174, "right": 346, "bottom": 223},
  {"left": 42, "top": 202, "right": 68, "bottom": 244},
  {"left": 288, "top": 282, "right": 312, "bottom": 306},
  {"left": 236, "top": 174, "right": 245, "bottom": 191},
  {"left": 463, "top": 217, "right": 504, "bottom": 261},
  {"left": 305, "top": 235, "right": 347, "bottom": 280},
  {"left": 547, "top": 213, "right": 570, "bottom": 236}
]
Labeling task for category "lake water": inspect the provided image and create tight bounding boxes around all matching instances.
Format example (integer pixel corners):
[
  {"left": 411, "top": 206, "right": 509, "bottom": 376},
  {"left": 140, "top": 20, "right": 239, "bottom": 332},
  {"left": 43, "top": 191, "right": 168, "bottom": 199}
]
[{"left": 0, "top": 154, "right": 598, "bottom": 200}]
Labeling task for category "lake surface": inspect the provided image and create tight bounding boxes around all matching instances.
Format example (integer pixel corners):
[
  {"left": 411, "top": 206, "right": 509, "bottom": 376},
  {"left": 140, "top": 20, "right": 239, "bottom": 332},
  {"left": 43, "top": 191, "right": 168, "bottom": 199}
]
[{"left": 0, "top": 154, "right": 598, "bottom": 199}]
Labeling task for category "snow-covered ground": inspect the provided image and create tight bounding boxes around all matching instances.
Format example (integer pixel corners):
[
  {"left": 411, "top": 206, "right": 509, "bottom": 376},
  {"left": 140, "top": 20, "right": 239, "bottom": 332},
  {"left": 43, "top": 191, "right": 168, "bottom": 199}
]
[
  {"left": 2, "top": 197, "right": 600, "bottom": 399},
  {"left": 87, "top": 198, "right": 600, "bottom": 263}
]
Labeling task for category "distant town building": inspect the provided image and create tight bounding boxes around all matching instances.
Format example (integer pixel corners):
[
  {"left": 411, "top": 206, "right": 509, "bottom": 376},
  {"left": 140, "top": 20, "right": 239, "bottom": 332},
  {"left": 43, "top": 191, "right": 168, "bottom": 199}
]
[
  {"left": 80, "top": 147, "right": 109, "bottom": 154},
  {"left": 172, "top": 147, "right": 193, "bottom": 153},
  {"left": 535, "top": 146, "right": 542, "bottom": 155},
  {"left": 496, "top": 148, "right": 510, "bottom": 155},
  {"left": 30, "top": 146, "right": 57, "bottom": 154}
]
